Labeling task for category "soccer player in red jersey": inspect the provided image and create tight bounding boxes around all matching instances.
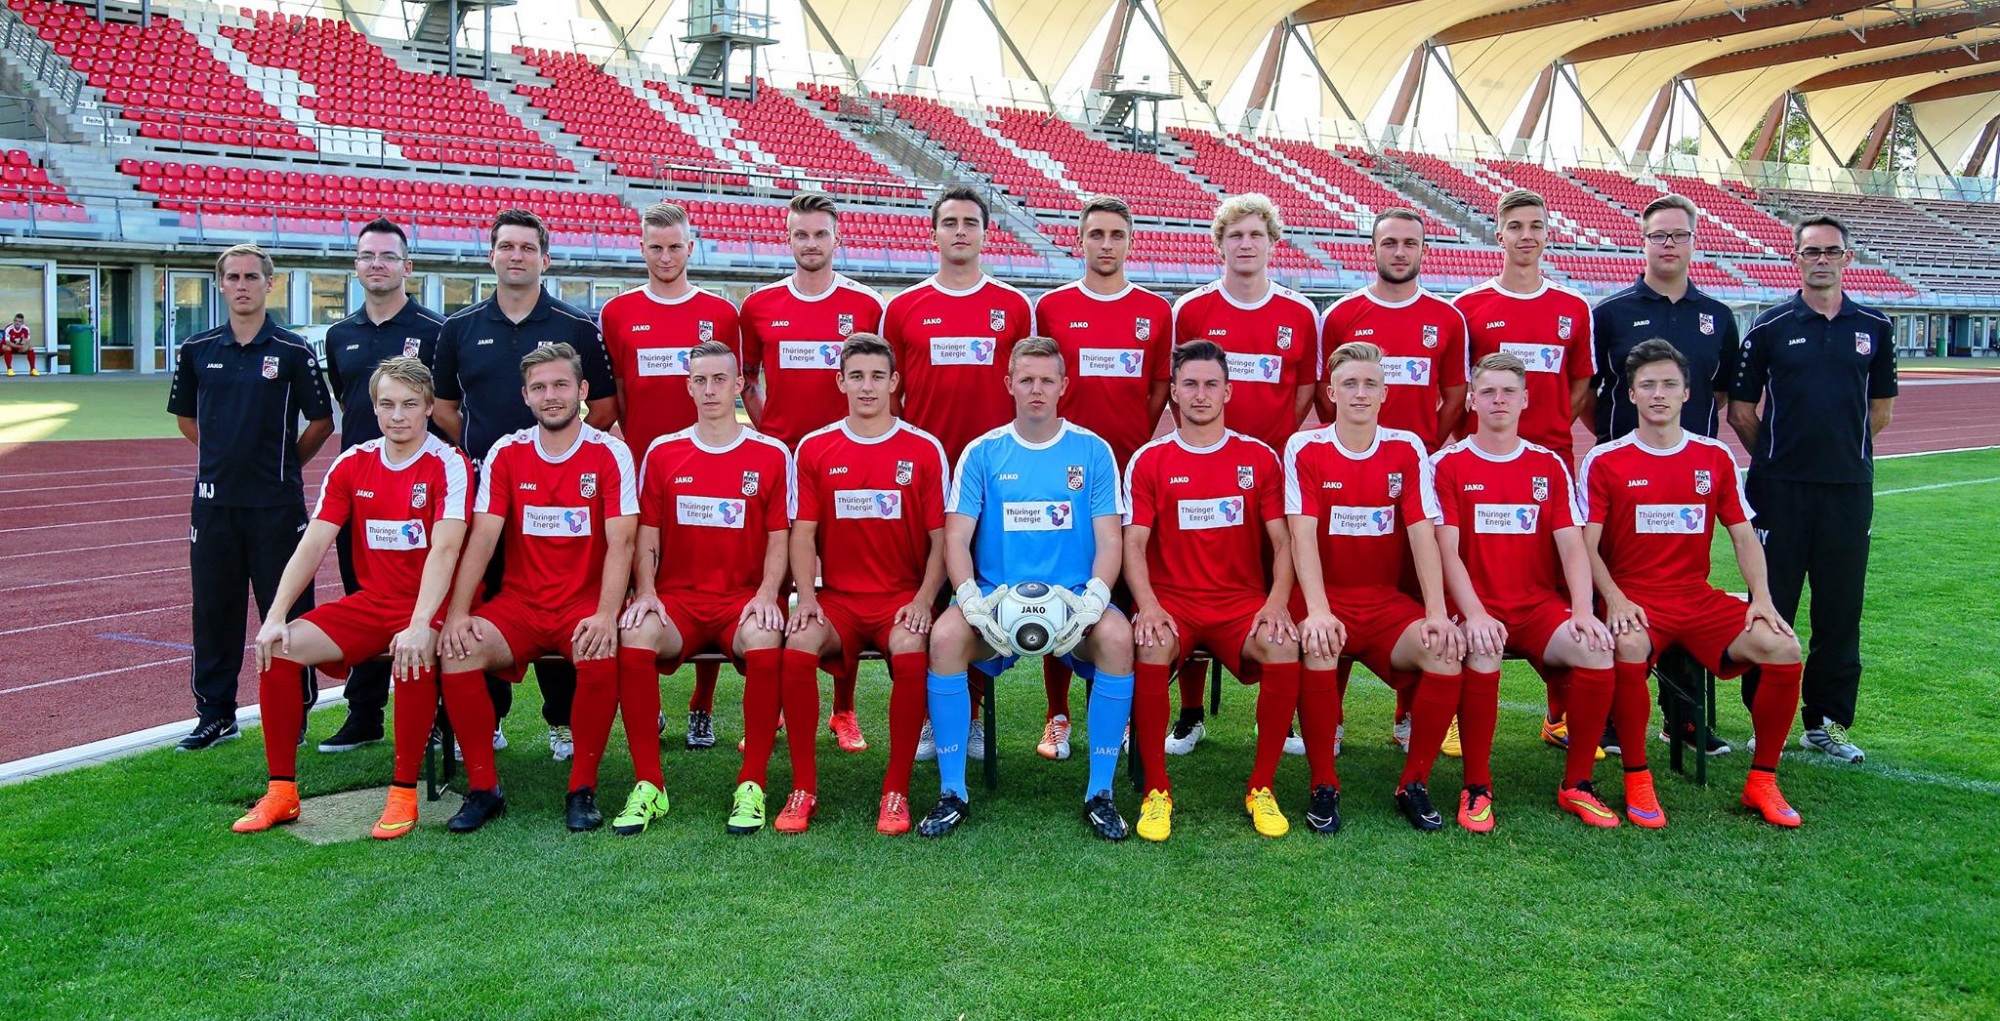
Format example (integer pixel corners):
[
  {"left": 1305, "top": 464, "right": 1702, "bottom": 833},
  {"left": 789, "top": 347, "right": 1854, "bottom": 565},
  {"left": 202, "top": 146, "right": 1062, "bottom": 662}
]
[
  {"left": 1581, "top": 339, "right": 1804, "bottom": 828},
  {"left": 238, "top": 358, "right": 469, "bottom": 838},
  {"left": 1318, "top": 208, "right": 1470, "bottom": 751},
  {"left": 1033, "top": 195, "right": 1173, "bottom": 757},
  {"left": 2, "top": 313, "right": 35, "bottom": 376},
  {"left": 883, "top": 184, "right": 1035, "bottom": 464},
  {"left": 1451, "top": 188, "right": 1596, "bottom": 750},
  {"left": 1124, "top": 340, "right": 1298, "bottom": 841},
  {"left": 617, "top": 341, "right": 793, "bottom": 837},
  {"left": 786, "top": 333, "right": 950, "bottom": 835},
  {"left": 739, "top": 191, "right": 887, "bottom": 754},
  {"left": 598, "top": 200, "right": 743, "bottom": 750},
  {"left": 1171, "top": 193, "right": 1319, "bottom": 459},
  {"left": 1287, "top": 341, "right": 1467, "bottom": 833},
  {"left": 1431, "top": 352, "right": 1615, "bottom": 832},
  {"left": 436, "top": 343, "right": 639, "bottom": 834}
]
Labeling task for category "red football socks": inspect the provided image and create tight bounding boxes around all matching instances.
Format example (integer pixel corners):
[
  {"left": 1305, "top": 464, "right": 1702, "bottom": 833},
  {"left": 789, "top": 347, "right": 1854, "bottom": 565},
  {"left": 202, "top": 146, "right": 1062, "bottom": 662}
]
[
  {"left": 737, "top": 648, "right": 783, "bottom": 786},
  {"left": 780, "top": 649, "right": 822, "bottom": 794},
  {"left": 1248, "top": 661, "right": 1300, "bottom": 791},
  {"left": 1751, "top": 662, "right": 1804, "bottom": 772},
  {"left": 1562, "top": 666, "right": 1615, "bottom": 788},
  {"left": 567, "top": 657, "right": 618, "bottom": 792},
  {"left": 616, "top": 647, "right": 664, "bottom": 788},
  {"left": 440, "top": 667, "right": 497, "bottom": 790},
  {"left": 390, "top": 667, "right": 438, "bottom": 787},
  {"left": 882, "top": 652, "right": 928, "bottom": 797},
  {"left": 1459, "top": 668, "right": 1502, "bottom": 788},
  {"left": 1399, "top": 669, "right": 1462, "bottom": 789},
  {"left": 831, "top": 662, "right": 856, "bottom": 716},
  {"left": 689, "top": 659, "right": 719, "bottom": 713},
  {"left": 1299, "top": 666, "right": 1341, "bottom": 790},
  {"left": 257, "top": 656, "right": 309, "bottom": 781},
  {"left": 1043, "top": 658, "right": 1073, "bottom": 720},
  {"left": 1612, "top": 659, "right": 1653, "bottom": 770},
  {"left": 1133, "top": 662, "right": 1172, "bottom": 793},
  {"left": 1175, "top": 658, "right": 1206, "bottom": 715}
]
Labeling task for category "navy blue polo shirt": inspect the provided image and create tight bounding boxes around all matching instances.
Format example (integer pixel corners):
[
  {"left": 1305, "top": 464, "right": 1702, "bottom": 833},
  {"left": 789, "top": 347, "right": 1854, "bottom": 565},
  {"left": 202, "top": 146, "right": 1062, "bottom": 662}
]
[
  {"left": 433, "top": 289, "right": 613, "bottom": 465},
  {"left": 1731, "top": 291, "right": 1898, "bottom": 484},
  {"left": 1592, "top": 276, "right": 1740, "bottom": 442},
  {"left": 323, "top": 298, "right": 445, "bottom": 448},
  {"left": 167, "top": 314, "right": 334, "bottom": 507}
]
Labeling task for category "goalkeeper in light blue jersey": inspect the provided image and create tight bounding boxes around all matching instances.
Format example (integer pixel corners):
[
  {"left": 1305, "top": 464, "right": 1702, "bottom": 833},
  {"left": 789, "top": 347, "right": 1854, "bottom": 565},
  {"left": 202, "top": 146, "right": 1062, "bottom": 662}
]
[{"left": 918, "top": 336, "right": 1135, "bottom": 840}]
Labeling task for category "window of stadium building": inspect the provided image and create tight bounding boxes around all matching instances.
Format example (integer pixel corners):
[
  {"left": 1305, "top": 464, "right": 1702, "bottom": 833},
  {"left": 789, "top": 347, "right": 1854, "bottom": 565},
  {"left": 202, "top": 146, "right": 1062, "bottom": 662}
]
[
  {"left": 0, "top": 263, "right": 49, "bottom": 361},
  {"left": 441, "top": 276, "right": 489, "bottom": 314},
  {"left": 308, "top": 272, "right": 348, "bottom": 326}
]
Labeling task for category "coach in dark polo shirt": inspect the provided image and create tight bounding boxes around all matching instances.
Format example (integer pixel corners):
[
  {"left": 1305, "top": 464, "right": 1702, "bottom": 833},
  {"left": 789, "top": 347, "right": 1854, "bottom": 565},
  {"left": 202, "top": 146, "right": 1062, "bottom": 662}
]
[
  {"left": 432, "top": 208, "right": 615, "bottom": 760},
  {"left": 316, "top": 218, "right": 446, "bottom": 753},
  {"left": 168, "top": 243, "right": 334, "bottom": 751},
  {"left": 1591, "top": 193, "right": 1742, "bottom": 755},
  {"left": 1730, "top": 214, "right": 1896, "bottom": 765}
]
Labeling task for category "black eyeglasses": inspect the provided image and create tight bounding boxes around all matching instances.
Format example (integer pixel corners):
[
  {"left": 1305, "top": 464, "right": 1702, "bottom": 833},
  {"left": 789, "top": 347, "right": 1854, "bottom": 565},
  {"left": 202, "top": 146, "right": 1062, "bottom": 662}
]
[
  {"left": 1795, "top": 247, "right": 1847, "bottom": 261},
  {"left": 1642, "top": 231, "right": 1694, "bottom": 246}
]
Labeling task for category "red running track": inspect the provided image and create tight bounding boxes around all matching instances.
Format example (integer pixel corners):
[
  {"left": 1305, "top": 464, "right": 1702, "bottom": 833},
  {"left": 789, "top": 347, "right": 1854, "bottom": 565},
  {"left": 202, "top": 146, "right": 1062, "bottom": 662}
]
[{"left": 3, "top": 377, "right": 1997, "bottom": 765}]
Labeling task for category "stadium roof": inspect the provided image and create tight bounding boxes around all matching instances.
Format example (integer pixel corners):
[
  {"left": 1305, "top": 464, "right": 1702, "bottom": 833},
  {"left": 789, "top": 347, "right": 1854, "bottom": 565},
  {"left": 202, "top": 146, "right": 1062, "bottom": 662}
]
[{"left": 564, "top": 0, "right": 2000, "bottom": 170}]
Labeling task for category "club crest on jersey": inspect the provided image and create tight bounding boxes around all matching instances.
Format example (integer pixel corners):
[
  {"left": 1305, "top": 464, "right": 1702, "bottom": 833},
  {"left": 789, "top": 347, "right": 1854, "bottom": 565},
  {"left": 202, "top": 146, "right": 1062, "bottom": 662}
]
[
  {"left": 403, "top": 337, "right": 423, "bottom": 357},
  {"left": 1698, "top": 313, "right": 1715, "bottom": 336},
  {"left": 698, "top": 320, "right": 715, "bottom": 343},
  {"left": 1694, "top": 469, "right": 1712, "bottom": 496},
  {"left": 261, "top": 355, "right": 281, "bottom": 379},
  {"left": 410, "top": 483, "right": 429, "bottom": 509},
  {"left": 1556, "top": 315, "right": 1574, "bottom": 341},
  {"left": 1238, "top": 464, "right": 1255, "bottom": 490},
  {"left": 1854, "top": 332, "right": 1872, "bottom": 356},
  {"left": 1388, "top": 472, "right": 1404, "bottom": 499},
  {"left": 837, "top": 313, "right": 855, "bottom": 337},
  {"left": 1422, "top": 324, "right": 1440, "bottom": 349},
  {"left": 579, "top": 473, "right": 598, "bottom": 499},
  {"left": 1532, "top": 476, "right": 1550, "bottom": 503},
  {"left": 895, "top": 459, "right": 914, "bottom": 486},
  {"left": 1276, "top": 326, "right": 1294, "bottom": 350},
  {"left": 1135, "top": 317, "right": 1152, "bottom": 342},
  {"left": 742, "top": 471, "right": 760, "bottom": 497},
  {"left": 990, "top": 308, "right": 1007, "bottom": 332},
  {"left": 1066, "top": 465, "right": 1085, "bottom": 491}
]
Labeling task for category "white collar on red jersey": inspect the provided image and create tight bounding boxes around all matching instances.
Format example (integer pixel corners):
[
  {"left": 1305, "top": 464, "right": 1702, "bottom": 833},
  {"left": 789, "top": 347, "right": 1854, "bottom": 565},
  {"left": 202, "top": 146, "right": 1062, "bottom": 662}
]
[
  {"left": 1168, "top": 430, "right": 1230, "bottom": 455},
  {"left": 1461, "top": 435, "right": 1528, "bottom": 462},
  {"left": 532, "top": 426, "right": 591, "bottom": 463},
  {"left": 838, "top": 419, "right": 904, "bottom": 446}
]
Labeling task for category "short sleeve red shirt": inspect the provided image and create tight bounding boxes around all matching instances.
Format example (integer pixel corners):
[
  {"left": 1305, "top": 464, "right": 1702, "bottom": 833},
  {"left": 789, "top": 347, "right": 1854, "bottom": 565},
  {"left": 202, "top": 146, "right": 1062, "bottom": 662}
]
[
  {"left": 599, "top": 285, "right": 742, "bottom": 458},
  {"left": 1123, "top": 430, "right": 1283, "bottom": 601},
  {"left": 1429, "top": 438, "right": 1582, "bottom": 618},
  {"left": 638, "top": 427, "right": 793, "bottom": 598},
  {"left": 1580, "top": 432, "right": 1750, "bottom": 595},
  {"left": 739, "top": 274, "right": 887, "bottom": 448},
  {"left": 882, "top": 275, "right": 1035, "bottom": 464},
  {"left": 1283, "top": 426, "right": 1439, "bottom": 601},
  {"left": 475, "top": 425, "right": 638, "bottom": 613},
  {"left": 1452, "top": 279, "right": 1594, "bottom": 457},
  {"left": 1171, "top": 279, "right": 1319, "bottom": 456},
  {"left": 1036, "top": 280, "right": 1172, "bottom": 468},
  {"left": 793, "top": 419, "right": 949, "bottom": 596},
  {"left": 1319, "top": 287, "right": 1469, "bottom": 449},
  {"left": 314, "top": 434, "right": 472, "bottom": 604}
]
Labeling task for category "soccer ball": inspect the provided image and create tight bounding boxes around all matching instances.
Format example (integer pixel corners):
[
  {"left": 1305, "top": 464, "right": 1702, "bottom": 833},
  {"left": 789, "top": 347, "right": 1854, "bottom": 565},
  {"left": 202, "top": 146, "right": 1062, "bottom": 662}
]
[{"left": 998, "top": 582, "right": 1069, "bottom": 655}]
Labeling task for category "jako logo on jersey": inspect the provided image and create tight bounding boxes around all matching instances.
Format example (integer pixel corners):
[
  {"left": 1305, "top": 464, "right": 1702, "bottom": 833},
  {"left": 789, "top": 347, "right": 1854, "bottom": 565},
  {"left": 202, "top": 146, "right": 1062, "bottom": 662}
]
[
  {"left": 1628, "top": 479, "right": 1650, "bottom": 487},
  {"left": 770, "top": 320, "right": 791, "bottom": 328},
  {"left": 1170, "top": 476, "right": 1190, "bottom": 485},
  {"left": 922, "top": 317, "right": 943, "bottom": 326},
  {"left": 410, "top": 483, "right": 428, "bottom": 509},
  {"left": 631, "top": 324, "right": 651, "bottom": 332},
  {"left": 1484, "top": 321, "right": 1507, "bottom": 330},
  {"left": 1694, "top": 470, "right": 1712, "bottom": 495},
  {"left": 579, "top": 473, "right": 597, "bottom": 499},
  {"left": 1352, "top": 328, "right": 1375, "bottom": 337},
  {"left": 827, "top": 466, "right": 848, "bottom": 475},
  {"left": 1068, "top": 322, "right": 1091, "bottom": 329}
]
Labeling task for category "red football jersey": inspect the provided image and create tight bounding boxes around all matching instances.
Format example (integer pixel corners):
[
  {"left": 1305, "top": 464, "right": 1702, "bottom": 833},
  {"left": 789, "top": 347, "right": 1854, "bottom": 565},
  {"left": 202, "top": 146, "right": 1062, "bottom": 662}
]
[
  {"left": 794, "top": 419, "right": 949, "bottom": 596},
  {"left": 739, "top": 274, "right": 887, "bottom": 448},
  {"left": 1452, "top": 279, "right": 1593, "bottom": 457},
  {"left": 314, "top": 435, "right": 472, "bottom": 603},
  {"left": 2, "top": 323, "right": 28, "bottom": 346},
  {"left": 1580, "top": 432, "right": 1750, "bottom": 595},
  {"left": 1319, "top": 287, "right": 1468, "bottom": 449},
  {"left": 599, "top": 285, "right": 742, "bottom": 458},
  {"left": 1036, "top": 280, "right": 1173, "bottom": 468},
  {"left": 882, "top": 275, "right": 1034, "bottom": 464},
  {"left": 1171, "top": 280, "right": 1319, "bottom": 456},
  {"left": 1283, "top": 426, "right": 1439, "bottom": 601},
  {"left": 638, "top": 426, "right": 793, "bottom": 597},
  {"left": 476, "top": 425, "right": 638, "bottom": 613},
  {"left": 1429, "top": 438, "right": 1582, "bottom": 618},
  {"left": 1124, "top": 430, "right": 1283, "bottom": 601}
]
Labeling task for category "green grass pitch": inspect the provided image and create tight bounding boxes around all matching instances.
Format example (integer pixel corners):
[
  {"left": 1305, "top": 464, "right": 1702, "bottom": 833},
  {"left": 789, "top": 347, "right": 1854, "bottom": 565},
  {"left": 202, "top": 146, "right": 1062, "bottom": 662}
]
[{"left": 1, "top": 448, "right": 1995, "bottom": 1019}]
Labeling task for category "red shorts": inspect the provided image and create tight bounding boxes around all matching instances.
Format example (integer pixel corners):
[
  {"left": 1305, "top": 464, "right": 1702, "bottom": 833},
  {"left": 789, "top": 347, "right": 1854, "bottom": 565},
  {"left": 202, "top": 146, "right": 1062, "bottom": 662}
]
[
  {"left": 1326, "top": 591, "right": 1426, "bottom": 683},
  {"left": 471, "top": 590, "right": 598, "bottom": 682},
  {"left": 656, "top": 589, "right": 770, "bottom": 671},
  {"left": 816, "top": 590, "right": 914, "bottom": 680},
  {"left": 1161, "top": 589, "right": 1269, "bottom": 683},
  {"left": 1630, "top": 586, "right": 1754, "bottom": 679},
  {"left": 1483, "top": 595, "right": 1578, "bottom": 672},
  {"left": 300, "top": 590, "right": 431, "bottom": 680}
]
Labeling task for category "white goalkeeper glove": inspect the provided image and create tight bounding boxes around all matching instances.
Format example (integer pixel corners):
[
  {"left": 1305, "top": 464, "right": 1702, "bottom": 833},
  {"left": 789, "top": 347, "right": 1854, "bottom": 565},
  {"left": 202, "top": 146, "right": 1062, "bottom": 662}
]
[
  {"left": 1049, "top": 578, "right": 1112, "bottom": 657},
  {"left": 956, "top": 580, "right": 1015, "bottom": 656}
]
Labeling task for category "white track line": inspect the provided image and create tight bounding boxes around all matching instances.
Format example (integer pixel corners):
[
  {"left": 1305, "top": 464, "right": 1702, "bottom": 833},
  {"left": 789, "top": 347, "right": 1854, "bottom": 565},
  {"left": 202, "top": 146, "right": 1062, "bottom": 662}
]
[
  {"left": 0, "top": 463, "right": 191, "bottom": 481},
  {"left": 0, "top": 475, "right": 190, "bottom": 495},
  {"left": 0, "top": 655, "right": 192, "bottom": 694},
  {"left": 0, "top": 581, "right": 338, "bottom": 637},
  {"left": 1878, "top": 476, "right": 2000, "bottom": 496},
  {"left": 0, "top": 566, "right": 181, "bottom": 594},
  {"left": 1879, "top": 444, "right": 2000, "bottom": 460},
  {"left": 0, "top": 536, "right": 182, "bottom": 560},
  {"left": 0, "top": 492, "right": 186, "bottom": 512},
  {"left": 0, "top": 512, "right": 186, "bottom": 534}
]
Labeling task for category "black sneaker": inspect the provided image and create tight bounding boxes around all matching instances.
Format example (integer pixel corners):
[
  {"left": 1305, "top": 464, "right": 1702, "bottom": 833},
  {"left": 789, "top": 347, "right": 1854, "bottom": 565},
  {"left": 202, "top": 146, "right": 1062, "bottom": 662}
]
[
  {"left": 447, "top": 788, "right": 508, "bottom": 833},
  {"left": 1601, "top": 725, "right": 1621, "bottom": 756},
  {"left": 175, "top": 717, "right": 240, "bottom": 751},
  {"left": 917, "top": 793, "right": 969, "bottom": 838},
  {"left": 318, "top": 714, "right": 384, "bottom": 753},
  {"left": 685, "top": 710, "right": 716, "bottom": 750},
  {"left": 1395, "top": 781, "right": 1444, "bottom": 831},
  {"left": 1306, "top": 784, "right": 1342, "bottom": 835},
  {"left": 565, "top": 787, "right": 603, "bottom": 832},
  {"left": 657, "top": 712, "right": 666, "bottom": 736},
  {"left": 1657, "top": 721, "right": 1732, "bottom": 756},
  {"left": 1084, "top": 790, "right": 1128, "bottom": 841}
]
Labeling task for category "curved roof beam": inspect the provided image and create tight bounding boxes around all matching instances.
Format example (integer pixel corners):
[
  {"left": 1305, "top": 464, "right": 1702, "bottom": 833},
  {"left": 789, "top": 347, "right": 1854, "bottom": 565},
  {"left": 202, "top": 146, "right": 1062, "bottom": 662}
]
[
  {"left": 1436, "top": 0, "right": 1681, "bottom": 45},
  {"left": 1567, "top": 0, "right": 1881, "bottom": 63},
  {"left": 1684, "top": 8, "right": 2000, "bottom": 78}
]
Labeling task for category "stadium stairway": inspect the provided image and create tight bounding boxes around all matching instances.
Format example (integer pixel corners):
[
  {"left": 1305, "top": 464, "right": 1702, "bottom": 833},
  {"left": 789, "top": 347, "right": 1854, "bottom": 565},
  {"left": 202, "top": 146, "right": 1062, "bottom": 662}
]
[
  {"left": 0, "top": 3, "right": 100, "bottom": 144},
  {"left": 376, "top": 35, "right": 609, "bottom": 183},
  {"left": 789, "top": 83, "right": 939, "bottom": 206},
  {"left": 1365, "top": 148, "right": 1495, "bottom": 240}
]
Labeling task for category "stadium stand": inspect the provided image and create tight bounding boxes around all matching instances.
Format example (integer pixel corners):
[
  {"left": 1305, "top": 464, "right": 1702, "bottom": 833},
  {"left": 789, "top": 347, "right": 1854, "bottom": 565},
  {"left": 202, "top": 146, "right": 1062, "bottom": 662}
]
[
  {"left": 1042, "top": 222, "right": 1328, "bottom": 275},
  {"left": 1318, "top": 241, "right": 1501, "bottom": 288},
  {"left": 985, "top": 105, "right": 1215, "bottom": 222},
  {"left": 678, "top": 197, "right": 1041, "bottom": 260},
  {"left": 1658, "top": 175, "right": 1798, "bottom": 255},
  {"left": 220, "top": 11, "right": 567, "bottom": 170},
  {"left": 699, "top": 82, "right": 923, "bottom": 200},
  {"left": 875, "top": 93, "right": 1074, "bottom": 210},
  {"left": 1479, "top": 159, "right": 1640, "bottom": 246},
  {"left": 29, "top": 1, "right": 311, "bottom": 151},
  {"left": 1258, "top": 138, "right": 1457, "bottom": 238},
  {"left": 1169, "top": 128, "right": 1350, "bottom": 231},
  {"left": 1729, "top": 258, "right": 1920, "bottom": 300},
  {"left": 511, "top": 47, "right": 745, "bottom": 183},
  {"left": 1563, "top": 167, "right": 1767, "bottom": 256},
  {"left": 0, "top": 148, "right": 84, "bottom": 220}
]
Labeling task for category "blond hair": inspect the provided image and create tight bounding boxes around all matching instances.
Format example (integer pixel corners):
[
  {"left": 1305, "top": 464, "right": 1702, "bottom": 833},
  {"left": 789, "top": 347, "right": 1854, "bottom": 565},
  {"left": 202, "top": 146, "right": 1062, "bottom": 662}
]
[
  {"left": 215, "top": 243, "right": 273, "bottom": 278},
  {"left": 1008, "top": 335, "right": 1064, "bottom": 376},
  {"left": 519, "top": 342, "right": 582, "bottom": 382},
  {"left": 1212, "top": 193, "right": 1283, "bottom": 246},
  {"left": 1326, "top": 341, "right": 1383, "bottom": 377},
  {"left": 368, "top": 356, "right": 434, "bottom": 401}
]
